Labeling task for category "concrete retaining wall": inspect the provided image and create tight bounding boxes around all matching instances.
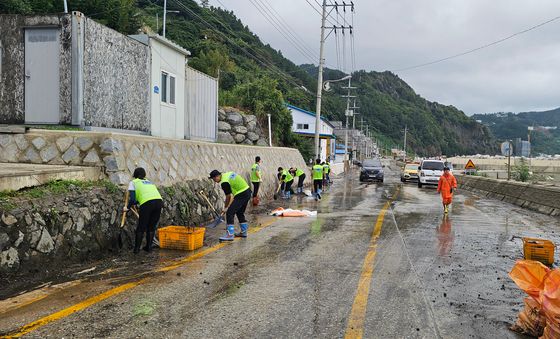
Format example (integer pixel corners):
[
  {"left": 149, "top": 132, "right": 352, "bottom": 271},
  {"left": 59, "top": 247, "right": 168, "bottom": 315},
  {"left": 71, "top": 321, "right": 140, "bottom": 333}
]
[
  {"left": 457, "top": 175, "right": 560, "bottom": 216},
  {"left": 0, "top": 129, "right": 307, "bottom": 197}
]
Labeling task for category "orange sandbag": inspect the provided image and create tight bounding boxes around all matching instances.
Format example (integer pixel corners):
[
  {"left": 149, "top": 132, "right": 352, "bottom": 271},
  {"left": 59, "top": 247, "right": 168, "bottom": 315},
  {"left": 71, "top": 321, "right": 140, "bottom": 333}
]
[
  {"left": 509, "top": 260, "right": 551, "bottom": 301},
  {"left": 510, "top": 297, "right": 546, "bottom": 337},
  {"left": 541, "top": 270, "right": 560, "bottom": 339}
]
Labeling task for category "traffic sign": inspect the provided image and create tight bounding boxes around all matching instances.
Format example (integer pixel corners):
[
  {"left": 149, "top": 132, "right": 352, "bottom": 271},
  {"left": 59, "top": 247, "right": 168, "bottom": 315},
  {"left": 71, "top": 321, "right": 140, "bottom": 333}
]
[
  {"left": 465, "top": 159, "right": 476, "bottom": 170},
  {"left": 500, "top": 141, "right": 513, "bottom": 156}
]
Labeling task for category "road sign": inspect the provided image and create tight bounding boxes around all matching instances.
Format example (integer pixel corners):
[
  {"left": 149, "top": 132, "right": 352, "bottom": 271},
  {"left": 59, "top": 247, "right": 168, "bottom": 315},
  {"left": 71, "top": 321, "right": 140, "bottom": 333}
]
[
  {"left": 500, "top": 141, "right": 513, "bottom": 156},
  {"left": 465, "top": 159, "right": 476, "bottom": 169}
]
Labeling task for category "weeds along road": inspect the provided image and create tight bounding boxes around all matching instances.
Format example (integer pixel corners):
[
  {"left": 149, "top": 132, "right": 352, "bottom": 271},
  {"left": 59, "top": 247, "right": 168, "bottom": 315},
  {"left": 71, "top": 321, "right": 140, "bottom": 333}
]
[{"left": 2, "top": 161, "right": 559, "bottom": 338}]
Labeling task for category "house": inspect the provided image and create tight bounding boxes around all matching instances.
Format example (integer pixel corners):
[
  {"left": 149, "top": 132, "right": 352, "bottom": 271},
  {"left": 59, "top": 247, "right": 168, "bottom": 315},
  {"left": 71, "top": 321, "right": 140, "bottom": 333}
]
[
  {"left": 287, "top": 104, "right": 336, "bottom": 161},
  {"left": 0, "top": 12, "right": 218, "bottom": 142}
]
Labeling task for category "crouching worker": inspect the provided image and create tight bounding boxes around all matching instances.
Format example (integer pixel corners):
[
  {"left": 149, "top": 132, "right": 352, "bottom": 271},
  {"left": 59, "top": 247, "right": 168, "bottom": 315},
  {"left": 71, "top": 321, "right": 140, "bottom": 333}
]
[
  {"left": 209, "top": 170, "right": 252, "bottom": 241},
  {"left": 124, "top": 167, "right": 163, "bottom": 254},
  {"left": 290, "top": 167, "right": 306, "bottom": 194},
  {"left": 277, "top": 167, "right": 294, "bottom": 199}
]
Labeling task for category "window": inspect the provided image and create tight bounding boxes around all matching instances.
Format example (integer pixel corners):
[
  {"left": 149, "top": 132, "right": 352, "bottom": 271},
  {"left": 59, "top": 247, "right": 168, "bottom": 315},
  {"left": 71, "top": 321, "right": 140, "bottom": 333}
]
[
  {"left": 160, "top": 71, "right": 176, "bottom": 105},
  {"left": 296, "top": 123, "right": 309, "bottom": 130}
]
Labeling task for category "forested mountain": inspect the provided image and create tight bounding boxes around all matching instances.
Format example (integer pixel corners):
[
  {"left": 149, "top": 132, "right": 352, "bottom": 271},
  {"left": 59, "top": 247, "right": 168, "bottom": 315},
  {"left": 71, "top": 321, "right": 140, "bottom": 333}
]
[
  {"left": 1, "top": 0, "right": 497, "bottom": 156},
  {"left": 474, "top": 108, "right": 560, "bottom": 155}
]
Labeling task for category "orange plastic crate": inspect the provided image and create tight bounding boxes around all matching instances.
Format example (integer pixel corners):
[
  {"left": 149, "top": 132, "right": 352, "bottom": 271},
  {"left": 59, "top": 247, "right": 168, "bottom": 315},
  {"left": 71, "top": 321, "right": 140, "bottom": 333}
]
[
  {"left": 158, "top": 226, "right": 205, "bottom": 251},
  {"left": 522, "top": 237, "right": 555, "bottom": 266}
]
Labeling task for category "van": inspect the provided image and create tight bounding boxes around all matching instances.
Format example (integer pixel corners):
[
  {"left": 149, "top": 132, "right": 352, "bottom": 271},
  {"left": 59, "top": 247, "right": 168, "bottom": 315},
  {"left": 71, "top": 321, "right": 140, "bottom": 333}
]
[{"left": 417, "top": 159, "right": 445, "bottom": 188}]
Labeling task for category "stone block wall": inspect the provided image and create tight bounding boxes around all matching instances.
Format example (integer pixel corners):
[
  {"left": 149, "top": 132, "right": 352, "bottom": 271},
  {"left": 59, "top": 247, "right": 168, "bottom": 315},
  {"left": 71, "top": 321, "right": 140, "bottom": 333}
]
[
  {"left": 457, "top": 175, "right": 560, "bottom": 216},
  {"left": 0, "top": 129, "right": 307, "bottom": 196},
  {"left": 217, "top": 107, "right": 268, "bottom": 146}
]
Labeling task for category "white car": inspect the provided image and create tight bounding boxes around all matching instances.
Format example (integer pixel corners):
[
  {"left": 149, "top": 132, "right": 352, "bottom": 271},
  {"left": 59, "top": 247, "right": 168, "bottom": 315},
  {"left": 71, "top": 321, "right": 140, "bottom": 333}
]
[{"left": 417, "top": 159, "right": 445, "bottom": 188}]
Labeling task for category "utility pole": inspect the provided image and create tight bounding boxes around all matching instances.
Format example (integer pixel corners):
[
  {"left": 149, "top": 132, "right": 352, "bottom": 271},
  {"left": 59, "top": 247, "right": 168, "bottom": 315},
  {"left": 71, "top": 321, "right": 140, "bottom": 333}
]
[
  {"left": 163, "top": 0, "right": 167, "bottom": 37},
  {"left": 403, "top": 124, "right": 407, "bottom": 161},
  {"left": 314, "top": 0, "right": 355, "bottom": 160},
  {"left": 342, "top": 79, "right": 356, "bottom": 171},
  {"left": 507, "top": 140, "right": 512, "bottom": 181}
]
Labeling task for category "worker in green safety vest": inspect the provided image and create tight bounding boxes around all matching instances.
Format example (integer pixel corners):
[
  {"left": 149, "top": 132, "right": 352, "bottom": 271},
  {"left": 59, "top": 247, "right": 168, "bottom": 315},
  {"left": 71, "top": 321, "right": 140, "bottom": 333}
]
[
  {"left": 322, "top": 161, "right": 331, "bottom": 187},
  {"left": 250, "top": 156, "right": 262, "bottom": 206},
  {"left": 289, "top": 167, "right": 306, "bottom": 194},
  {"left": 209, "top": 170, "right": 252, "bottom": 242},
  {"left": 123, "top": 167, "right": 163, "bottom": 254},
  {"left": 312, "top": 159, "right": 324, "bottom": 201},
  {"left": 277, "top": 167, "right": 294, "bottom": 199}
]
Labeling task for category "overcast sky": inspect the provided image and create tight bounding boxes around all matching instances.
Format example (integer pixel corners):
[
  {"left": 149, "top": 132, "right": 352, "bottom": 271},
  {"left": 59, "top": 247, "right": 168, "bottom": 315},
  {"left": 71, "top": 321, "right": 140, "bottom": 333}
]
[{"left": 210, "top": 0, "right": 560, "bottom": 115}]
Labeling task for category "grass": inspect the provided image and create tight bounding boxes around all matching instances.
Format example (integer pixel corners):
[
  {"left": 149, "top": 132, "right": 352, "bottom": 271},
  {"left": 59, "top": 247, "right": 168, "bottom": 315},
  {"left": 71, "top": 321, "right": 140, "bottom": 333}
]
[{"left": 31, "top": 125, "right": 83, "bottom": 131}]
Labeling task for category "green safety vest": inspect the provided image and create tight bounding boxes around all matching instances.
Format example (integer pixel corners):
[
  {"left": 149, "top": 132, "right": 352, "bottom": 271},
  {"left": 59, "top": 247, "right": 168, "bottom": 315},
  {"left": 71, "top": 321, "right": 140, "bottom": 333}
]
[
  {"left": 312, "top": 165, "right": 324, "bottom": 180},
  {"left": 133, "top": 178, "right": 162, "bottom": 206},
  {"left": 281, "top": 169, "right": 294, "bottom": 183},
  {"left": 250, "top": 163, "right": 261, "bottom": 182},
  {"left": 220, "top": 171, "right": 250, "bottom": 196},
  {"left": 323, "top": 164, "right": 330, "bottom": 173},
  {"left": 295, "top": 168, "right": 304, "bottom": 177}
]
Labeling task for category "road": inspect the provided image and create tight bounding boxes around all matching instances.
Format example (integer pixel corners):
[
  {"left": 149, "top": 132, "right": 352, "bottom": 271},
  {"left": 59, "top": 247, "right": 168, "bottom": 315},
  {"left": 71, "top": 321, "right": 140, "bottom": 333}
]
[{"left": 2, "top": 161, "right": 559, "bottom": 338}]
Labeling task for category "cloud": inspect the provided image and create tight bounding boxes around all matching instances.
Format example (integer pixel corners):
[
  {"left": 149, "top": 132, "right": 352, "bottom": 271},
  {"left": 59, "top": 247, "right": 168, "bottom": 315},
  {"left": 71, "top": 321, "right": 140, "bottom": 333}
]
[{"left": 212, "top": 0, "right": 560, "bottom": 114}]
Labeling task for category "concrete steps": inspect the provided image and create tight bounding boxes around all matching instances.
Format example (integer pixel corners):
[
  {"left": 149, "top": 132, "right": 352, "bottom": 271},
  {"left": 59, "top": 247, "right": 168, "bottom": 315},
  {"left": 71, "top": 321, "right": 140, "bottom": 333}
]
[{"left": 0, "top": 163, "right": 103, "bottom": 192}]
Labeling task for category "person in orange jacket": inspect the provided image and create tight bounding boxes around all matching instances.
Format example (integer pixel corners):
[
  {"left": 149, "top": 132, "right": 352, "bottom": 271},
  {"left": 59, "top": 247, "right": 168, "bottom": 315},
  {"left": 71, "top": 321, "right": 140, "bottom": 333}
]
[{"left": 437, "top": 166, "right": 457, "bottom": 214}]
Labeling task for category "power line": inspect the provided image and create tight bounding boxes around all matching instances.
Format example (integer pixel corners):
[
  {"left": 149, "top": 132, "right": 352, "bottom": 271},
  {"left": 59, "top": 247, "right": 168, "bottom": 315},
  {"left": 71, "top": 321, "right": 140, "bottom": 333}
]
[{"left": 392, "top": 14, "right": 560, "bottom": 72}]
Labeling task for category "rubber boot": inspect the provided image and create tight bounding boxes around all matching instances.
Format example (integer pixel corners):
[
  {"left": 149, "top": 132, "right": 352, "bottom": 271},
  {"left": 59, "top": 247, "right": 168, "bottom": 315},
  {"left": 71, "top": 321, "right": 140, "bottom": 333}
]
[
  {"left": 284, "top": 191, "right": 291, "bottom": 199},
  {"left": 235, "top": 223, "right": 248, "bottom": 238},
  {"left": 219, "top": 225, "right": 235, "bottom": 242},
  {"left": 316, "top": 188, "right": 322, "bottom": 200},
  {"left": 133, "top": 232, "right": 143, "bottom": 254},
  {"left": 144, "top": 232, "right": 154, "bottom": 252}
]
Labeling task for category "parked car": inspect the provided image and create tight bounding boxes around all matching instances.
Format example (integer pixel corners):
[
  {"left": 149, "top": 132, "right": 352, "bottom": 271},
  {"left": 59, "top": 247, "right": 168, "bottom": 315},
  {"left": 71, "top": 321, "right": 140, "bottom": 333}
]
[
  {"left": 418, "top": 159, "right": 445, "bottom": 188},
  {"left": 360, "top": 158, "right": 384, "bottom": 183},
  {"left": 400, "top": 162, "right": 420, "bottom": 182}
]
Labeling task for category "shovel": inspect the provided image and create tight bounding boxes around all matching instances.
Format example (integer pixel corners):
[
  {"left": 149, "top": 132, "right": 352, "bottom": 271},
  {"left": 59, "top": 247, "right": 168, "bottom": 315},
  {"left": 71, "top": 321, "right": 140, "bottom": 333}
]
[
  {"left": 118, "top": 191, "right": 140, "bottom": 248},
  {"left": 273, "top": 182, "right": 282, "bottom": 200},
  {"left": 198, "top": 191, "right": 224, "bottom": 228}
]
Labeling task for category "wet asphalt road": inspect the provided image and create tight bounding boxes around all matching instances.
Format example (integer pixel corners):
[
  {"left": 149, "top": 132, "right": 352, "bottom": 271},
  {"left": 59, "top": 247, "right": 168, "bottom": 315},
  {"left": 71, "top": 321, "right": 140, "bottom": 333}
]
[{"left": 2, "top": 162, "right": 560, "bottom": 338}]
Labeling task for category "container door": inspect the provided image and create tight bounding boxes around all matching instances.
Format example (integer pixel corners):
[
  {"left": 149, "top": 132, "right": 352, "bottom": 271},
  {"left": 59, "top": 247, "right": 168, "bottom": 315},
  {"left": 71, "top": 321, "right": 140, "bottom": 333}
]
[{"left": 25, "top": 28, "right": 60, "bottom": 124}]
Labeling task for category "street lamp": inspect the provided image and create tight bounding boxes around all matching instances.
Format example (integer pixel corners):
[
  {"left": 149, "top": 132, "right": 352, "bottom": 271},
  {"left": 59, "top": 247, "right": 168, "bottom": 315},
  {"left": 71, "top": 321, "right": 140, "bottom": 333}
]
[
  {"left": 314, "top": 75, "right": 351, "bottom": 160},
  {"left": 162, "top": 0, "right": 180, "bottom": 38}
]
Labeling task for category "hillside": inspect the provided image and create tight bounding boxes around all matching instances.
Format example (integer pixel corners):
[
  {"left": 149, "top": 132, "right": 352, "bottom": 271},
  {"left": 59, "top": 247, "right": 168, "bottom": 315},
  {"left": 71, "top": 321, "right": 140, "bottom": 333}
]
[
  {"left": 473, "top": 108, "right": 560, "bottom": 155},
  {"left": 1, "top": 0, "right": 497, "bottom": 157}
]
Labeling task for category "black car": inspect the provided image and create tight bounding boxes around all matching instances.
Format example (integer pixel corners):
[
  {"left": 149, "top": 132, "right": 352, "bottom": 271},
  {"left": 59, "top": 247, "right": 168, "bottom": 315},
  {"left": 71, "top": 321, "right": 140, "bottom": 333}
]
[{"left": 359, "top": 158, "right": 384, "bottom": 183}]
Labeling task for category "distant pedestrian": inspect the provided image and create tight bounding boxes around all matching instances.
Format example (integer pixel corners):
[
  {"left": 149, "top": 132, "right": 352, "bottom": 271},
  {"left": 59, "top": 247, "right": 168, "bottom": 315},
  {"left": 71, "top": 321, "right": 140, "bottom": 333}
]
[
  {"left": 251, "top": 156, "right": 262, "bottom": 206},
  {"left": 437, "top": 166, "right": 457, "bottom": 214},
  {"left": 124, "top": 167, "right": 163, "bottom": 254},
  {"left": 290, "top": 167, "right": 306, "bottom": 194},
  {"left": 209, "top": 170, "right": 252, "bottom": 241},
  {"left": 312, "top": 159, "right": 324, "bottom": 200}
]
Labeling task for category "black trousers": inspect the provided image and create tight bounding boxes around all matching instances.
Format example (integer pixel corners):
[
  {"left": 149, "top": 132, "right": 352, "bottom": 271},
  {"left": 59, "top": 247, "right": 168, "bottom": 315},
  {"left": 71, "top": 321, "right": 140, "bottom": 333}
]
[
  {"left": 284, "top": 179, "right": 294, "bottom": 193},
  {"left": 297, "top": 174, "right": 306, "bottom": 188},
  {"left": 137, "top": 199, "right": 163, "bottom": 233},
  {"left": 252, "top": 182, "right": 260, "bottom": 197},
  {"left": 226, "top": 189, "right": 251, "bottom": 225},
  {"left": 313, "top": 179, "right": 323, "bottom": 193}
]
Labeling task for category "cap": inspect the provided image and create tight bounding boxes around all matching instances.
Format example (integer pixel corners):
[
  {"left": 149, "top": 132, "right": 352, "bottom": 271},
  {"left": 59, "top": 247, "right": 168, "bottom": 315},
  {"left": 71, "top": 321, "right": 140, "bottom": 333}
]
[
  {"left": 209, "top": 170, "right": 221, "bottom": 179},
  {"left": 443, "top": 166, "right": 450, "bottom": 171}
]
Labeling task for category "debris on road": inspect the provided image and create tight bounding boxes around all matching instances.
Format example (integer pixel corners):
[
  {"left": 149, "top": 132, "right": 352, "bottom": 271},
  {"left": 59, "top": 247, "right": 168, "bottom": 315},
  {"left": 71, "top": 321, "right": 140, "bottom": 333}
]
[
  {"left": 509, "top": 260, "right": 560, "bottom": 338},
  {"left": 270, "top": 207, "right": 317, "bottom": 217}
]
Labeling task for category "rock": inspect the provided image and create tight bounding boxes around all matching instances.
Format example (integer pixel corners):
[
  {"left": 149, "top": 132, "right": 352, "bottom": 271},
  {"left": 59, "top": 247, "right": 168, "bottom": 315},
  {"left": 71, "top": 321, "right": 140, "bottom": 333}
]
[
  {"left": 62, "top": 218, "right": 73, "bottom": 234},
  {"left": 62, "top": 145, "right": 80, "bottom": 164},
  {"left": 100, "top": 138, "right": 124, "bottom": 153},
  {"left": 234, "top": 134, "right": 246, "bottom": 143},
  {"left": 233, "top": 125, "right": 248, "bottom": 134},
  {"left": 244, "top": 115, "right": 257, "bottom": 124},
  {"left": 31, "top": 137, "right": 46, "bottom": 150},
  {"left": 14, "top": 231, "right": 24, "bottom": 248},
  {"left": 0, "top": 143, "right": 18, "bottom": 162},
  {"left": 76, "top": 217, "right": 85, "bottom": 232},
  {"left": 83, "top": 149, "right": 100, "bottom": 164},
  {"left": 80, "top": 207, "right": 92, "bottom": 221},
  {"left": 227, "top": 112, "right": 244, "bottom": 126},
  {"left": 218, "top": 132, "right": 235, "bottom": 144},
  {"left": 22, "top": 148, "right": 41, "bottom": 163},
  {"left": 56, "top": 136, "right": 73, "bottom": 152},
  {"left": 0, "top": 135, "right": 12, "bottom": 148},
  {"left": 247, "top": 132, "right": 260, "bottom": 142},
  {"left": 129, "top": 144, "right": 141, "bottom": 160},
  {"left": 224, "top": 107, "right": 236, "bottom": 113},
  {"left": 257, "top": 138, "right": 269, "bottom": 146},
  {"left": 246, "top": 121, "right": 257, "bottom": 132},
  {"left": 40, "top": 144, "right": 58, "bottom": 163},
  {"left": 14, "top": 134, "right": 29, "bottom": 150},
  {"left": 0, "top": 232, "right": 9, "bottom": 250},
  {"left": 218, "top": 109, "right": 227, "bottom": 120},
  {"left": 76, "top": 137, "right": 94, "bottom": 151},
  {"left": 24, "top": 214, "right": 32, "bottom": 226},
  {"left": 34, "top": 213, "right": 46, "bottom": 226},
  {"left": 1, "top": 214, "right": 17, "bottom": 226},
  {"left": 0, "top": 248, "right": 19, "bottom": 270},
  {"left": 218, "top": 121, "right": 231, "bottom": 132},
  {"left": 35, "top": 228, "right": 54, "bottom": 253},
  {"left": 243, "top": 139, "right": 253, "bottom": 145},
  {"left": 103, "top": 156, "right": 125, "bottom": 172},
  {"left": 109, "top": 172, "right": 130, "bottom": 185}
]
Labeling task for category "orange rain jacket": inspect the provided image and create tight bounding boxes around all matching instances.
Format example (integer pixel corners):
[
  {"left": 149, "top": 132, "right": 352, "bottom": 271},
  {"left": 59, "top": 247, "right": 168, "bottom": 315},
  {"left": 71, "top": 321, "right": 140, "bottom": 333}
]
[{"left": 437, "top": 172, "right": 457, "bottom": 205}]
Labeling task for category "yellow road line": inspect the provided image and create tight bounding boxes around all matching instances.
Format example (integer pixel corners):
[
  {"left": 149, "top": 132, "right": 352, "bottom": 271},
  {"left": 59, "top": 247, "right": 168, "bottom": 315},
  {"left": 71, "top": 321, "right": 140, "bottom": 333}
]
[
  {"left": 345, "top": 188, "right": 399, "bottom": 339},
  {"left": 1, "top": 219, "right": 277, "bottom": 338}
]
